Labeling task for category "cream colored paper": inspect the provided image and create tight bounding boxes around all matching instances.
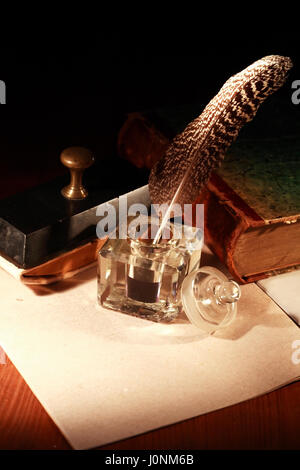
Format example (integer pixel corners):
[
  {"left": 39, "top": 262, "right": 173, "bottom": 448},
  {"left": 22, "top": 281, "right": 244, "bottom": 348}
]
[
  {"left": 0, "top": 248, "right": 299, "bottom": 450},
  {"left": 257, "top": 270, "right": 300, "bottom": 325}
]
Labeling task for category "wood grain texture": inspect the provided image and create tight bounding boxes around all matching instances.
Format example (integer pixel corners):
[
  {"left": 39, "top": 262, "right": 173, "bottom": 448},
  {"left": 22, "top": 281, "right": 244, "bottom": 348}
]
[
  {"left": 0, "top": 356, "right": 70, "bottom": 450},
  {"left": 0, "top": 354, "right": 299, "bottom": 450}
]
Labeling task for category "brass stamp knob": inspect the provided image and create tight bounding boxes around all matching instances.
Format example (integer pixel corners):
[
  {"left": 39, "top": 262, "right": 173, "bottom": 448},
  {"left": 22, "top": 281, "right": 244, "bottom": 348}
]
[{"left": 60, "top": 146, "right": 95, "bottom": 200}]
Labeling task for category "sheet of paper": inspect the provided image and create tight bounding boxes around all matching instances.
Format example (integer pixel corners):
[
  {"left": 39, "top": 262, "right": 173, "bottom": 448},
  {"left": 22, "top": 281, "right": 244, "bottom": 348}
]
[
  {"left": 0, "top": 254, "right": 299, "bottom": 449},
  {"left": 257, "top": 270, "right": 300, "bottom": 325}
]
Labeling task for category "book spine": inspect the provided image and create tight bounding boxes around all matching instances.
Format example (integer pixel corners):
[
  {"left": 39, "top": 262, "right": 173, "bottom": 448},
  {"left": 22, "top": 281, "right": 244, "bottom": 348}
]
[{"left": 196, "top": 176, "right": 252, "bottom": 284}]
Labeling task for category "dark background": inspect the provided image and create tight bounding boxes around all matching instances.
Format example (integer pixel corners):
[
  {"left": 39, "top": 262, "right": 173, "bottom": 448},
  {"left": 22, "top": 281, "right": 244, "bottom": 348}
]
[{"left": 0, "top": 30, "right": 299, "bottom": 199}]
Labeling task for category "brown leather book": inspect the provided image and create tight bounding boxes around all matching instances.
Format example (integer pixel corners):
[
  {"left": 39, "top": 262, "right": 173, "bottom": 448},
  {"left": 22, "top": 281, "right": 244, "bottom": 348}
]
[{"left": 117, "top": 109, "right": 300, "bottom": 284}]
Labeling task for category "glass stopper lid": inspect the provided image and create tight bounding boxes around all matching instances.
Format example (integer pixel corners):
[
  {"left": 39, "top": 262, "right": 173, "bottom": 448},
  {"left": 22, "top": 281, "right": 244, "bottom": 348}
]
[{"left": 181, "top": 266, "right": 241, "bottom": 334}]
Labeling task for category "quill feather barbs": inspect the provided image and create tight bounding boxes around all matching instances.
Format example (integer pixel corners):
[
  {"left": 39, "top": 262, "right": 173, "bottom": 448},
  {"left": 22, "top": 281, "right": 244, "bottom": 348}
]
[{"left": 148, "top": 55, "right": 293, "bottom": 211}]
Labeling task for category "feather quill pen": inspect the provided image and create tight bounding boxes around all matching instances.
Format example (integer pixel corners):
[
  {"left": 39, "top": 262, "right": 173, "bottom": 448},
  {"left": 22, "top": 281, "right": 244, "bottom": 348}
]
[{"left": 148, "top": 55, "right": 293, "bottom": 243}]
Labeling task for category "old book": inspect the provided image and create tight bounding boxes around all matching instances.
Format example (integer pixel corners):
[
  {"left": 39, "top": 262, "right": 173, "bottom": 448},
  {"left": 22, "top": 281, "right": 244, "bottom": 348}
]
[
  {"left": 196, "top": 142, "right": 300, "bottom": 283},
  {"left": 117, "top": 104, "right": 300, "bottom": 283}
]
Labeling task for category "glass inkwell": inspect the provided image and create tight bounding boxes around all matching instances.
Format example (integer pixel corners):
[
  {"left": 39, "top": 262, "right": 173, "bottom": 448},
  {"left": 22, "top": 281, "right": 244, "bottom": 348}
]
[{"left": 97, "top": 215, "right": 241, "bottom": 333}]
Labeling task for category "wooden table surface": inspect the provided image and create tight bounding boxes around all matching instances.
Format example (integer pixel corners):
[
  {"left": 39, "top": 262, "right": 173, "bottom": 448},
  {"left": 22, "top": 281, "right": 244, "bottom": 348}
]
[{"left": 0, "top": 353, "right": 299, "bottom": 450}]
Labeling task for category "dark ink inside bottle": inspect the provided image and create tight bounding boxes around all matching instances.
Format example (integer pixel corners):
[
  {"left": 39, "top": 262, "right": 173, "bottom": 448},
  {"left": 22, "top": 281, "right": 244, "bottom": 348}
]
[{"left": 126, "top": 264, "right": 162, "bottom": 303}]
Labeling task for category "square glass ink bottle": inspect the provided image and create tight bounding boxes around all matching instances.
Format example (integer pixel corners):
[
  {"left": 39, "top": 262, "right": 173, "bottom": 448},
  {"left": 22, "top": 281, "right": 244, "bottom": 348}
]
[{"left": 97, "top": 216, "right": 241, "bottom": 332}]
